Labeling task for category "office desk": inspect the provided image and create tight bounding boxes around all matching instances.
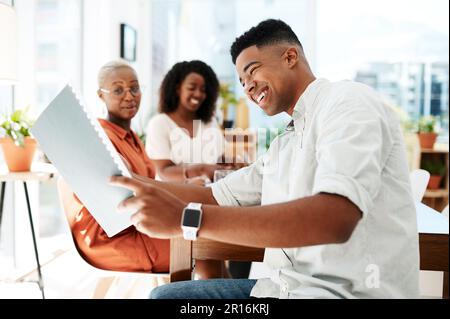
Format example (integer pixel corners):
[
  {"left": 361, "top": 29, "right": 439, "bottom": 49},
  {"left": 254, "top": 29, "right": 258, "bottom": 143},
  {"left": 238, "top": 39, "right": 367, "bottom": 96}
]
[
  {"left": 416, "top": 202, "right": 449, "bottom": 298},
  {"left": 0, "top": 163, "right": 57, "bottom": 299},
  {"left": 173, "top": 202, "right": 449, "bottom": 298}
]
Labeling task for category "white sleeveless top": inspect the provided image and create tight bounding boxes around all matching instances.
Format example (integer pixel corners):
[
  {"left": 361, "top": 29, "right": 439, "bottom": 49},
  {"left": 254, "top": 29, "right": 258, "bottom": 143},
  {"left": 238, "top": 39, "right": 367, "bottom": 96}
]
[{"left": 145, "top": 113, "right": 225, "bottom": 165}]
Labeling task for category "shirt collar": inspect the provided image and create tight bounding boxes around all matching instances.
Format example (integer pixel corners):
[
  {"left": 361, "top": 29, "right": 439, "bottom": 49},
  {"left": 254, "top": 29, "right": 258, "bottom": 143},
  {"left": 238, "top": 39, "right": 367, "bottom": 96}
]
[
  {"left": 288, "top": 78, "right": 328, "bottom": 131},
  {"left": 98, "top": 118, "right": 129, "bottom": 140}
]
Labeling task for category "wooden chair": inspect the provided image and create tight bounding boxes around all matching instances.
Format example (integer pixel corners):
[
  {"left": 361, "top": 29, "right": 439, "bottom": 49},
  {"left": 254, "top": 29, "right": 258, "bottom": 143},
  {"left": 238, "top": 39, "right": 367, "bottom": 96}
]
[
  {"left": 170, "top": 234, "right": 449, "bottom": 299},
  {"left": 442, "top": 205, "right": 449, "bottom": 218},
  {"left": 410, "top": 169, "right": 430, "bottom": 202}
]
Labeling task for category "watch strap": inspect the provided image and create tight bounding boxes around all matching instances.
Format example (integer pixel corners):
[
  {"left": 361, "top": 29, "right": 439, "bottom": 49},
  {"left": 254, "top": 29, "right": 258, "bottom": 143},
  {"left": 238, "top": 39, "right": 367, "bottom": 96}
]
[
  {"left": 187, "top": 202, "right": 202, "bottom": 210},
  {"left": 183, "top": 228, "right": 198, "bottom": 241}
]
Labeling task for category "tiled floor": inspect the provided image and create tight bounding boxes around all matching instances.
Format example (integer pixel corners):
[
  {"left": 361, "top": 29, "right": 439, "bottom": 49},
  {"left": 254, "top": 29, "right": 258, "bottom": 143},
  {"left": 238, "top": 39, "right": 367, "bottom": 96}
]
[{"left": 0, "top": 248, "right": 164, "bottom": 299}]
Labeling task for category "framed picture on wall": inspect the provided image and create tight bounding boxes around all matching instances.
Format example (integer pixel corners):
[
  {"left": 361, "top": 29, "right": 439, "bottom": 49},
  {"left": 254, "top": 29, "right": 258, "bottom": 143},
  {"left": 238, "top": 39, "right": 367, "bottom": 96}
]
[{"left": 120, "top": 23, "right": 137, "bottom": 62}]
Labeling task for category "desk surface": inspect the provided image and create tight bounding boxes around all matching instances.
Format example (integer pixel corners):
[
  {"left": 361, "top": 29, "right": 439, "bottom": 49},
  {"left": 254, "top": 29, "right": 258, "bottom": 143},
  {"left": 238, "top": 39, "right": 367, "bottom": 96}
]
[{"left": 0, "top": 162, "right": 57, "bottom": 182}]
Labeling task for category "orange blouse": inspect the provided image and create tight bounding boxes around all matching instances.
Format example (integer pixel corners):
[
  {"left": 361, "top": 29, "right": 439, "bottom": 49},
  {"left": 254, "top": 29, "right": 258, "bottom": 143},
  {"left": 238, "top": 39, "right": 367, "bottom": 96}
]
[{"left": 66, "top": 119, "right": 169, "bottom": 272}]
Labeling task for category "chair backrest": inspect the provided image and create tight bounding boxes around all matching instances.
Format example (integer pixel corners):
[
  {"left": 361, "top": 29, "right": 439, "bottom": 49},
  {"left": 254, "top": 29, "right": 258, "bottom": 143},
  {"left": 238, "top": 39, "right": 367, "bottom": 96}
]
[
  {"left": 410, "top": 169, "right": 430, "bottom": 202},
  {"left": 56, "top": 177, "right": 78, "bottom": 229},
  {"left": 442, "top": 205, "right": 449, "bottom": 218}
]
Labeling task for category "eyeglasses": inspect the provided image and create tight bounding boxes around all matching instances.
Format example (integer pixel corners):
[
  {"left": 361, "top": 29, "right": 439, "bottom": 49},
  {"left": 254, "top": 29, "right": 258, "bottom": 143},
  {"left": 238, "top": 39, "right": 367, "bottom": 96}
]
[{"left": 100, "top": 85, "right": 142, "bottom": 98}]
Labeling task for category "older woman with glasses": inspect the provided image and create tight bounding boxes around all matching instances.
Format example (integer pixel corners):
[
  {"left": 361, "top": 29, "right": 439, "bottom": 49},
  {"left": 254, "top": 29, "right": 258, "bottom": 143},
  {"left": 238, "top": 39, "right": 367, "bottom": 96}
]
[{"left": 59, "top": 60, "right": 168, "bottom": 273}]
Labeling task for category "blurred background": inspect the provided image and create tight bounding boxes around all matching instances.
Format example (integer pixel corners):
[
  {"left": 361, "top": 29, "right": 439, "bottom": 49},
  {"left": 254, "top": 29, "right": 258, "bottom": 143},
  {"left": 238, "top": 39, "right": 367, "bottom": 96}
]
[
  {"left": 0, "top": 0, "right": 448, "bottom": 298},
  {"left": 1, "top": 0, "right": 448, "bottom": 139}
]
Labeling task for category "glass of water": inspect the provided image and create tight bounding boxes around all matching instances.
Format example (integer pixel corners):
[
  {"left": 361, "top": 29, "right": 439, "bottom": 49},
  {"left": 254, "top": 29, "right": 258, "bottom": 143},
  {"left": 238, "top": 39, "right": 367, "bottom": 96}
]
[{"left": 213, "top": 169, "right": 235, "bottom": 182}]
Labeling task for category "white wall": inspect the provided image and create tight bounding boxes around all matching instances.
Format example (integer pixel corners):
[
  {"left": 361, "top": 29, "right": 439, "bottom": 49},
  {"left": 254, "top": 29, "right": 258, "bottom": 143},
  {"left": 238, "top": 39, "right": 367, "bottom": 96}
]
[
  {"left": 0, "top": 0, "right": 38, "bottom": 272},
  {"left": 14, "top": 0, "right": 36, "bottom": 112},
  {"left": 82, "top": 0, "right": 152, "bottom": 134},
  {"left": 1, "top": 0, "right": 153, "bottom": 272}
]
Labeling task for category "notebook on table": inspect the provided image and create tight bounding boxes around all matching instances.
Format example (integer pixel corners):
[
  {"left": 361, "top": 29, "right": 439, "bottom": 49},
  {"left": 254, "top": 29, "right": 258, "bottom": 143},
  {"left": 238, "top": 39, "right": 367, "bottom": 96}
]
[{"left": 31, "top": 84, "right": 134, "bottom": 237}]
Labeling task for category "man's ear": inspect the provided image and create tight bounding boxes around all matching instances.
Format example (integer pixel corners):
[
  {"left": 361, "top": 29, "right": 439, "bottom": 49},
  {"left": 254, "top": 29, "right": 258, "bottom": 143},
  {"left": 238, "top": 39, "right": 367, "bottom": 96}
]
[
  {"left": 97, "top": 89, "right": 104, "bottom": 100},
  {"left": 283, "top": 47, "right": 299, "bottom": 69}
]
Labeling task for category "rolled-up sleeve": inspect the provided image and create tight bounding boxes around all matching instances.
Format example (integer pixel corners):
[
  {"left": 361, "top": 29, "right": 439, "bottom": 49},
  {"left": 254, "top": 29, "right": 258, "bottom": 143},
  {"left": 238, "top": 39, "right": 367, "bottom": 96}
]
[
  {"left": 211, "top": 155, "right": 264, "bottom": 207},
  {"left": 312, "top": 101, "right": 393, "bottom": 216}
]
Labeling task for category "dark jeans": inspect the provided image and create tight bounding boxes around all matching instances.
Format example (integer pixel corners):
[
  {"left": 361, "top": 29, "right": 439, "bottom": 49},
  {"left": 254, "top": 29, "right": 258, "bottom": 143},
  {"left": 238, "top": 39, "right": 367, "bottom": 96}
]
[{"left": 150, "top": 279, "right": 257, "bottom": 299}]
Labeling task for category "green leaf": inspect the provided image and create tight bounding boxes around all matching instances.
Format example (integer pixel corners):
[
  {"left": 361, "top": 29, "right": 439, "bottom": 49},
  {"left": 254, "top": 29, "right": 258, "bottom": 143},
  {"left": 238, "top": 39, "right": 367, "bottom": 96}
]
[
  {"left": 418, "top": 115, "right": 437, "bottom": 133},
  {"left": 219, "top": 82, "right": 238, "bottom": 108},
  {"left": 1, "top": 107, "right": 34, "bottom": 145},
  {"left": 11, "top": 109, "right": 23, "bottom": 122},
  {"left": 422, "top": 158, "right": 446, "bottom": 176}
]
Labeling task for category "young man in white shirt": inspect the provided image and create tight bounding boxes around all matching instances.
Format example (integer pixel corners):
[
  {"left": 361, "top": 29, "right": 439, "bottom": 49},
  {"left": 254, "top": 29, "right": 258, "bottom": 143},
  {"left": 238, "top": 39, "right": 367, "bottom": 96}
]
[{"left": 111, "top": 19, "right": 419, "bottom": 299}]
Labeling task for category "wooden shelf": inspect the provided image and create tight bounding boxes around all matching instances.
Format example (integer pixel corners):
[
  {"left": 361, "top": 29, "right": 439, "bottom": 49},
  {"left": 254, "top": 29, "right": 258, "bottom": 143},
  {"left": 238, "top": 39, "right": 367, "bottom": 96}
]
[
  {"left": 424, "top": 189, "right": 449, "bottom": 198},
  {"left": 421, "top": 148, "right": 449, "bottom": 154}
]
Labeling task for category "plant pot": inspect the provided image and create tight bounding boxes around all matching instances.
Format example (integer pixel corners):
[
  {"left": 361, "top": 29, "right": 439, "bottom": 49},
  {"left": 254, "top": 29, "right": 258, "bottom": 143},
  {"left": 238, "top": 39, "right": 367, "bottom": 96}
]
[
  {"left": 0, "top": 137, "right": 37, "bottom": 172},
  {"left": 427, "top": 175, "right": 442, "bottom": 190},
  {"left": 418, "top": 132, "right": 437, "bottom": 149}
]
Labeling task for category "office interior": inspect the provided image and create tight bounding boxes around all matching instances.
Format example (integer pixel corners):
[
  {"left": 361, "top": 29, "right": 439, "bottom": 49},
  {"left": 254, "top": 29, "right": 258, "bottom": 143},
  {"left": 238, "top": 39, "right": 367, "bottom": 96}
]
[{"left": 0, "top": 0, "right": 448, "bottom": 299}]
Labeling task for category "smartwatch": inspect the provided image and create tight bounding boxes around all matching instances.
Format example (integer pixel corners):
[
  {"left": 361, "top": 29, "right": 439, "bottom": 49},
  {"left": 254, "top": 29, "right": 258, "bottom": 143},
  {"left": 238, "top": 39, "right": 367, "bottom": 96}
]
[{"left": 181, "top": 203, "right": 203, "bottom": 241}]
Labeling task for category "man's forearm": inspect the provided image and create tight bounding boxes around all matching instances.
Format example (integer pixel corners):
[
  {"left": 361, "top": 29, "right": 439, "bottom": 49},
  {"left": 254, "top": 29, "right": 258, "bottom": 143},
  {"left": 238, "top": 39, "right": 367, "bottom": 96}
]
[{"left": 199, "top": 193, "right": 362, "bottom": 248}]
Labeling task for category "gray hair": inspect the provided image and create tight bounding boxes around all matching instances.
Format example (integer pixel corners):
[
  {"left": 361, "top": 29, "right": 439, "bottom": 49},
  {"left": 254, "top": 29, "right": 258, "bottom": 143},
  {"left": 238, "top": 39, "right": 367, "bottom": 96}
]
[{"left": 97, "top": 60, "right": 137, "bottom": 88}]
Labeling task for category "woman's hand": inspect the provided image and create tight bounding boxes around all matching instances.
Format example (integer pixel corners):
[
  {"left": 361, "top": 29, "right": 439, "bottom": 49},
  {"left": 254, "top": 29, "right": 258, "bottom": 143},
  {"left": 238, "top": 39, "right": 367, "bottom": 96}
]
[
  {"left": 110, "top": 176, "right": 186, "bottom": 239},
  {"left": 185, "top": 175, "right": 211, "bottom": 186}
]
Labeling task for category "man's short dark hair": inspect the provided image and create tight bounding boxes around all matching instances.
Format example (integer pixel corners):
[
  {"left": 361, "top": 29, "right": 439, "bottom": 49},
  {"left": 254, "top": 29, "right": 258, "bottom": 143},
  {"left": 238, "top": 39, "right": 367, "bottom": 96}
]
[{"left": 230, "top": 19, "right": 302, "bottom": 65}]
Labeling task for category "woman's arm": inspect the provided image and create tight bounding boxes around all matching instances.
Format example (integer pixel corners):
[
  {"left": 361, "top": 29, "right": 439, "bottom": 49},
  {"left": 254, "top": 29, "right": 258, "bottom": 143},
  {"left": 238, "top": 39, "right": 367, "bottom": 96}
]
[
  {"left": 152, "top": 159, "right": 185, "bottom": 182},
  {"left": 152, "top": 159, "right": 230, "bottom": 182}
]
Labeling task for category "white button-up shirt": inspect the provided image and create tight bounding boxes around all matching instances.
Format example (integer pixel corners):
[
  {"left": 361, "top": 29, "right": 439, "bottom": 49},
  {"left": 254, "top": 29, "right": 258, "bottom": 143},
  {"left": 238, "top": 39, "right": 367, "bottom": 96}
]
[{"left": 211, "top": 78, "right": 419, "bottom": 298}]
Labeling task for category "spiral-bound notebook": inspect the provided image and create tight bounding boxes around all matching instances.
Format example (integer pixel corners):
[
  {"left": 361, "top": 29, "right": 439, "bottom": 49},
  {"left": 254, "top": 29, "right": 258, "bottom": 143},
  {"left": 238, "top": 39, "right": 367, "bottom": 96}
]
[{"left": 32, "top": 85, "right": 134, "bottom": 237}]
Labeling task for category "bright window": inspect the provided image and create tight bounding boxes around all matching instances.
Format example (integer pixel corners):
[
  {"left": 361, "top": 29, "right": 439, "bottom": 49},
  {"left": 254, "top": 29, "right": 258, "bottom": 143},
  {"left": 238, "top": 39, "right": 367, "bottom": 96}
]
[{"left": 316, "top": 0, "right": 449, "bottom": 141}]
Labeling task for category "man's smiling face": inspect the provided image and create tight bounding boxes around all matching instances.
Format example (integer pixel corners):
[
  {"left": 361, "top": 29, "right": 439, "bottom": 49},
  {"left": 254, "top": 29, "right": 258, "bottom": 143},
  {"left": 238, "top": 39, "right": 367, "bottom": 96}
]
[{"left": 236, "top": 44, "right": 296, "bottom": 116}]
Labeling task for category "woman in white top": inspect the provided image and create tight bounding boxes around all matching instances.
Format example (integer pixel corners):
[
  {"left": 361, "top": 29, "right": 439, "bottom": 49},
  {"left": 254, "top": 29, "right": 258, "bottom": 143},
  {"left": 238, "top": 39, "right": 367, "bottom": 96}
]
[{"left": 146, "top": 60, "right": 233, "bottom": 184}]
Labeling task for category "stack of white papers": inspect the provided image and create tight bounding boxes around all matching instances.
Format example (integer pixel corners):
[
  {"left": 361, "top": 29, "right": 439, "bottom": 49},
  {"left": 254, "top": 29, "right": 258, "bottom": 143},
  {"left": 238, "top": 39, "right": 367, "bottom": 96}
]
[{"left": 32, "top": 85, "right": 134, "bottom": 237}]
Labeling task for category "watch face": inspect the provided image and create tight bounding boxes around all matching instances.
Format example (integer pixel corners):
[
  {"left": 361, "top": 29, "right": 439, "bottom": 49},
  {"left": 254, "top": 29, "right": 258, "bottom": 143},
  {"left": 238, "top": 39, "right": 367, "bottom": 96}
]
[{"left": 182, "top": 209, "right": 201, "bottom": 227}]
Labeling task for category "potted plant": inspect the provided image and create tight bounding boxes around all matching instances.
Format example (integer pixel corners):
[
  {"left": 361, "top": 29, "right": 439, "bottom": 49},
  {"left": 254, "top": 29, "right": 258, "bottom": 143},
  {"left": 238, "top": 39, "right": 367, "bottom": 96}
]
[
  {"left": 0, "top": 108, "right": 37, "bottom": 172},
  {"left": 417, "top": 115, "right": 438, "bottom": 149},
  {"left": 422, "top": 158, "right": 446, "bottom": 190},
  {"left": 219, "top": 83, "right": 238, "bottom": 129}
]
